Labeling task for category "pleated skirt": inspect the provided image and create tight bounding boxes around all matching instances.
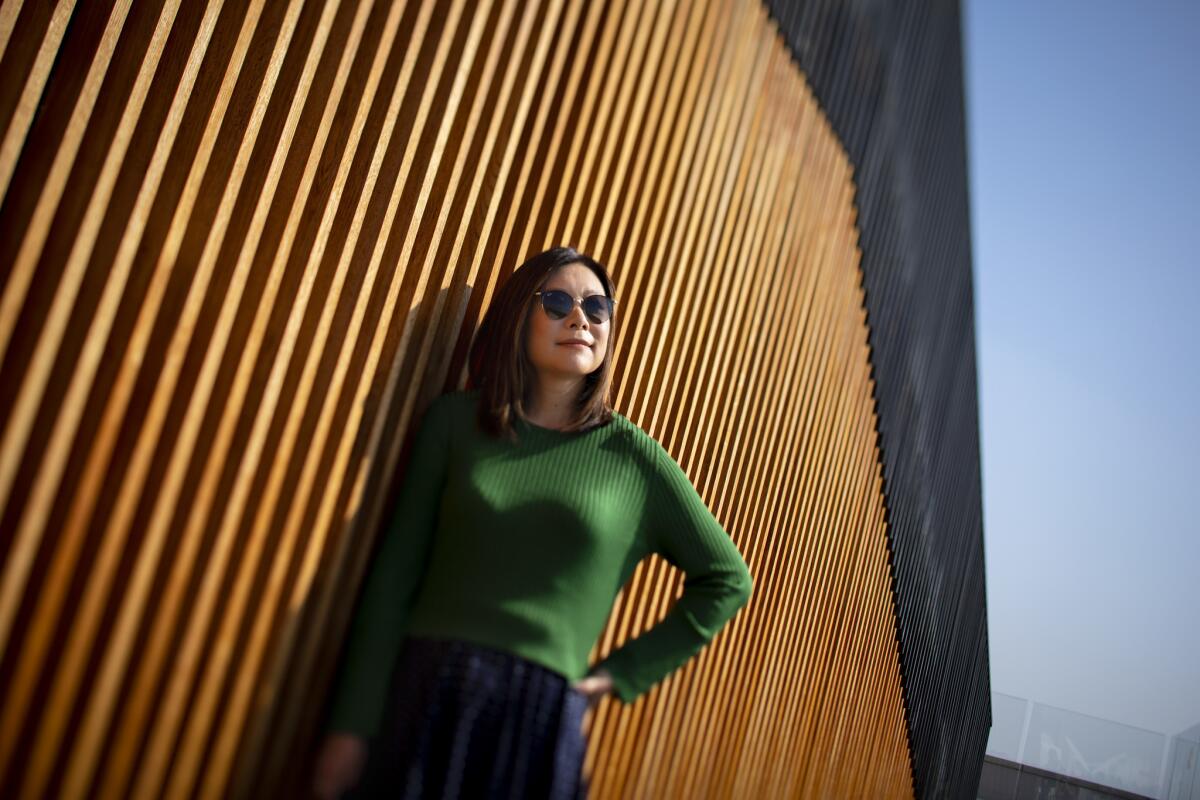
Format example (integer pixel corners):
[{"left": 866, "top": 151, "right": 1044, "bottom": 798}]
[{"left": 347, "top": 635, "right": 591, "bottom": 799}]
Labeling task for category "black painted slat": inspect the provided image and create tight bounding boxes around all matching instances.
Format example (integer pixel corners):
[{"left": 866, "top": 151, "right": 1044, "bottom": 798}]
[{"left": 760, "top": 1, "right": 991, "bottom": 797}]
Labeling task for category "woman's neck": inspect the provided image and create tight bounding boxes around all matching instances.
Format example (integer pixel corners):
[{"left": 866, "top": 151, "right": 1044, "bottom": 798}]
[{"left": 526, "top": 377, "right": 584, "bottom": 429}]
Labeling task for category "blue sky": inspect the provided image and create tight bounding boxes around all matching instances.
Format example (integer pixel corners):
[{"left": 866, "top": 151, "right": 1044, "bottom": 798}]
[{"left": 964, "top": 0, "right": 1200, "bottom": 736}]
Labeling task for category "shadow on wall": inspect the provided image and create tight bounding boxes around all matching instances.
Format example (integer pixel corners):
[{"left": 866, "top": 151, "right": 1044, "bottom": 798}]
[{"left": 228, "top": 284, "right": 462, "bottom": 797}]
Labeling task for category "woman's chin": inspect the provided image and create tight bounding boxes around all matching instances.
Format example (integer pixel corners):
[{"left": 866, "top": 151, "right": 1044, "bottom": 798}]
[
  {"left": 546, "top": 359, "right": 596, "bottom": 377},
  {"left": 554, "top": 349, "right": 594, "bottom": 365}
]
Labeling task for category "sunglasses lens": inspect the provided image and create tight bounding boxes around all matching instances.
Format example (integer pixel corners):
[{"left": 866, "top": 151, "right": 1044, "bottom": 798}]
[
  {"left": 542, "top": 290, "right": 572, "bottom": 318},
  {"left": 583, "top": 296, "right": 612, "bottom": 323}
]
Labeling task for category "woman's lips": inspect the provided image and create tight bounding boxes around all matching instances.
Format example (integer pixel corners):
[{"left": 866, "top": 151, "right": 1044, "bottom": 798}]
[{"left": 559, "top": 342, "right": 591, "bottom": 348}]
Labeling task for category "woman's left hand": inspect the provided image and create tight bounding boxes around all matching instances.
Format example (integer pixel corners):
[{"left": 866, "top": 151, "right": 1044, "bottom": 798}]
[{"left": 572, "top": 668, "right": 614, "bottom": 703}]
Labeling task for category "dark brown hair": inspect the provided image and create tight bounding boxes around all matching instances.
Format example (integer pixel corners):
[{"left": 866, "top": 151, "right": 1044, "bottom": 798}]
[{"left": 467, "top": 246, "right": 618, "bottom": 442}]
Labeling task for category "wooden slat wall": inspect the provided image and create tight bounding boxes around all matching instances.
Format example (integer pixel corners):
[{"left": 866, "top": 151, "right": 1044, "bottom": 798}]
[{"left": 0, "top": 1, "right": 913, "bottom": 798}]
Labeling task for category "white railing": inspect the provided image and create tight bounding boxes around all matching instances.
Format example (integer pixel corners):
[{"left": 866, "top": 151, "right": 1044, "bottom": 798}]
[{"left": 985, "top": 692, "right": 1199, "bottom": 799}]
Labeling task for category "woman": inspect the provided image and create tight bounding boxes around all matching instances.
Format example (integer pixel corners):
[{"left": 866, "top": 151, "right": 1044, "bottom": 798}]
[{"left": 312, "top": 247, "right": 753, "bottom": 798}]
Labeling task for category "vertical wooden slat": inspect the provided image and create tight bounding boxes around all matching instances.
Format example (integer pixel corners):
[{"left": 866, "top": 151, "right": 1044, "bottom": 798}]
[
  {"left": 0, "top": 0, "right": 76, "bottom": 205},
  {"left": 0, "top": 0, "right": 980, "bottom": 797}
]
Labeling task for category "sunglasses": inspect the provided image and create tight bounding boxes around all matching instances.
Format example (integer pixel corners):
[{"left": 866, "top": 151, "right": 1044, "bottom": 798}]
[{"left": 534, "top": 289, "right": 616, "bottom": 324}]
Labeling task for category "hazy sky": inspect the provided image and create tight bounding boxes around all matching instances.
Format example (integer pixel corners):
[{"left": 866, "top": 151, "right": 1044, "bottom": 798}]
[{"left": 964, "top": 0, "right": 1200, "bottom": 737}]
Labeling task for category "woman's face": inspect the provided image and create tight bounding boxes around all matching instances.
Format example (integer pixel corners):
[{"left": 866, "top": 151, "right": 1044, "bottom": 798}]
[{"left": 526, "top": 263, "right": 610, "bottom": 382}]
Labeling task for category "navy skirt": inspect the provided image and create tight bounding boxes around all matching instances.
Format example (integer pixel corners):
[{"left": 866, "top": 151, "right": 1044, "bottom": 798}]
[{"left": 347, "top": 636, "right": 591, "bottom": 799}]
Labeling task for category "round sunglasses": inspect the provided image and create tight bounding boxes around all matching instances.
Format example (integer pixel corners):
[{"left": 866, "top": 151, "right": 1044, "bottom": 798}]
[{"left": 534, "top": 289, "right": 616, "bottom": 324}]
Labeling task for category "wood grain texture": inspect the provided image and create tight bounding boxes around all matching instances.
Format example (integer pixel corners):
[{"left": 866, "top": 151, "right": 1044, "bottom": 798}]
[{"left": 0, "top": 1, "right": 914, "bottom": 797}]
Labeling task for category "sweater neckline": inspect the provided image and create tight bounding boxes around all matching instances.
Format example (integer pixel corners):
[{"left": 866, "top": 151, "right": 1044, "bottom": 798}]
[
  {"left": 517, "top": 416, "right": 573, "bottom": 435},
  {"left": 515, "top": 412, "right": 620, "bottom": 437}
]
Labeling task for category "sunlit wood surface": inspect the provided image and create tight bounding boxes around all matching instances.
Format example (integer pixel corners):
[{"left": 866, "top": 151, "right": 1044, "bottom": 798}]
[{"left": 0, "top": 0, "right": 914, "bottom": 797}]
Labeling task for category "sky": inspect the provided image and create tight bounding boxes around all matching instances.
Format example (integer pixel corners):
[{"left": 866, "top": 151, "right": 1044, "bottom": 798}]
[{"left": 963, "top": 0, "right": 1200, "bottom": 739}]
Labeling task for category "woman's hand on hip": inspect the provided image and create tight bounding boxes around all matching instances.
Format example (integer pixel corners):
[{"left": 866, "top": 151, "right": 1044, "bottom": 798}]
[{"left": 572, "top": 668, "right": 614, "bottom": 703}]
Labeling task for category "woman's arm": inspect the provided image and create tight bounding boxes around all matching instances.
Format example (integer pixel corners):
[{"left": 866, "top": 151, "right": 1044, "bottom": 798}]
[
  {"left": 324, "top": 392, "right": 454, "bottom": 739},
  {"left": 588, "top": 440, "right": 753, "bottom": 703}
]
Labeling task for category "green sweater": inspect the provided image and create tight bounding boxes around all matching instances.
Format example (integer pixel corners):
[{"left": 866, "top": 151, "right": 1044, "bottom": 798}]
[{"left": 328, "top": 388, "right": 754, "bottom": 738}]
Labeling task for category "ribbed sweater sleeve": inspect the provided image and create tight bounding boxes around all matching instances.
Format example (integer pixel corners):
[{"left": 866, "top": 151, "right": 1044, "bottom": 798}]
[
  {"left": 589, "top": 439, "right": 754, "bottom": 703},
  {"left": 326, "top": 394, "right": 453, "bottom": 739}
]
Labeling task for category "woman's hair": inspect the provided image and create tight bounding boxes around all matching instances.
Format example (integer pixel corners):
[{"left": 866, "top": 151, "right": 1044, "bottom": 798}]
[{"left": 467, "top": 246, "right": 618, "bottom": 441}]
